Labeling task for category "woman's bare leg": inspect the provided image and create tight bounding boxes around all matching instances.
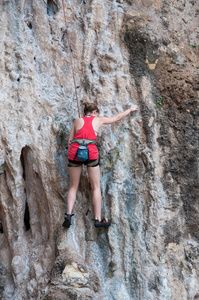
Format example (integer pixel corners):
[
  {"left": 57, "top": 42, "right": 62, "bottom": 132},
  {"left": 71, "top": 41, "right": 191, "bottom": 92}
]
[
  {"left": 67, "top": 166, "right": 82, "bottom": 214},
  {"left": 87, "top": 166, "right": 101, "bottom": 221}
]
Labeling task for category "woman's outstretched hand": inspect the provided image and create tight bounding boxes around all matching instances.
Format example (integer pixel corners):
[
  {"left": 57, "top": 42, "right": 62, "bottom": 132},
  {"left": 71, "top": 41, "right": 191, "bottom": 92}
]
[{"left": 130, "top": 105, "right": 139, "bottom": 112}]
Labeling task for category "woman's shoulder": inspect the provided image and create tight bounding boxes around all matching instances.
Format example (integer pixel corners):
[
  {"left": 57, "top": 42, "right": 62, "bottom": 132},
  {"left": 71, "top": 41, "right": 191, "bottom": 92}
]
[
  {"left": 75, "top": 117, "right": 84, "bottom": 123},
  {"left": 93, "top": 116, "right": 105, "bottom": 123},
  {"left": 74, "top": 117, "right": 84, "bottom": 128}
]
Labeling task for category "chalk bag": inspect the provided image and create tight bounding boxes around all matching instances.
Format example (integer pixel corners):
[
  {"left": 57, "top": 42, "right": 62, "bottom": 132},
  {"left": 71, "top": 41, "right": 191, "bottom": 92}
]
[{"left": 76, "top": 144, "right": 89, "bottom": 162}]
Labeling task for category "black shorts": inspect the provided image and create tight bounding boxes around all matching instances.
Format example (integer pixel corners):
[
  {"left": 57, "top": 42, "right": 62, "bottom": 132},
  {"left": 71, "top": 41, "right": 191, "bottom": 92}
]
[{"left": 68, "top": 158, "right": 99, "bottom": 167}]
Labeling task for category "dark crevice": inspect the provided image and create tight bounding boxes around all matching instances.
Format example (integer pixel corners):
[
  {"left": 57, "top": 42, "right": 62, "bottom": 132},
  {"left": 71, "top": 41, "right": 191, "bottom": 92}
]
[
  {"left": 19, "top": 146, "right": 50, "bottom": 239},
  {"left": 0, "top": 221, "right": 3, "bottom": 234},
  {"left": 20, "top": 147, "right": 31, "bottom": 232},
  {"left": 47, "top": 0, "right": 58, "bottom": 16},
  {"left": 0, "top": 205, "right": 4, "bottom": 234},
  {"left": 20, "top": 147, "right": 26, "bottom": 181},
  {"left": 26, "top": 21, "right": 32, "bottom": 29},
  {"left": 24, "top": 202, "right": 30, "bottom": 232}
]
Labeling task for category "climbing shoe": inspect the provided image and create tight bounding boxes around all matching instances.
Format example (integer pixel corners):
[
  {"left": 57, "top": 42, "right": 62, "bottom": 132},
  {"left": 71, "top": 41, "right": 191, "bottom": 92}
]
[
  {"left": 62, "top": 214, "right": 74, "bottom": 228},
  {"left": 94, "top": 218, "right": 111, "bottom": 228}
]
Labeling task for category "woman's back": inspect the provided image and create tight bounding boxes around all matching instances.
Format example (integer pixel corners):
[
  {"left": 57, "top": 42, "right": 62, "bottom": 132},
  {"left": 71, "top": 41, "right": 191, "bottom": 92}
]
[
  {"left": 68, "top": 116, "right": 98, "bottom": 161},
  {"left": 74, "top": 116, "right": 97, "bottom": 141}
]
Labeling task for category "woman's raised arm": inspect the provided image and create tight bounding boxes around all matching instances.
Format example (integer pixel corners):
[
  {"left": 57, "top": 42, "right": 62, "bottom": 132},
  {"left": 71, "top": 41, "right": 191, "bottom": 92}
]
[{"left": 98, "top": 105, "right": 138, "bottom": 125}]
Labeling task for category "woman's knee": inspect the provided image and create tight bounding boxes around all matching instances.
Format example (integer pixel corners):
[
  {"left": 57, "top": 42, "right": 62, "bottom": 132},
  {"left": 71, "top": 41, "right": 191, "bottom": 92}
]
[
  {"left": 91, "top": 184, "right": 100, "bottom": 192},
  {"left": 69, "top": 184, "right": 79, "bottom": 191}
]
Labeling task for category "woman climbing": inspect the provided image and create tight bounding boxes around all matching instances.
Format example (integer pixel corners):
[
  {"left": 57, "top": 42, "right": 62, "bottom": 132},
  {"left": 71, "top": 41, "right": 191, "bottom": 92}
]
[{"left": 62, "top": 102, "right": 139, "bottom": 228}]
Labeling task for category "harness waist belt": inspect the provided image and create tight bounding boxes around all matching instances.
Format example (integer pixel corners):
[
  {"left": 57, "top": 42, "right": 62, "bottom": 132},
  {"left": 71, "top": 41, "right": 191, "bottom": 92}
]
[{"left": 71, "top": 139, "right": 97, "bottom": 145}]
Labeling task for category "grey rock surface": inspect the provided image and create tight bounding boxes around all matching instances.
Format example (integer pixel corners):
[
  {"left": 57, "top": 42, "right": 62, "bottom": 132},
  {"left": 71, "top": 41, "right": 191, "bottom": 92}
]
[{"left": 0, "top": 0, "right": 198, "bottom": 299}]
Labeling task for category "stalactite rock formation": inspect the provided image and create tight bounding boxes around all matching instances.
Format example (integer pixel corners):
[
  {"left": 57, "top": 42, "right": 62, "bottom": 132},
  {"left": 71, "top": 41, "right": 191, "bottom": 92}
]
[{"left": 0, "top": 0, "right": 199, "bottom": 299}]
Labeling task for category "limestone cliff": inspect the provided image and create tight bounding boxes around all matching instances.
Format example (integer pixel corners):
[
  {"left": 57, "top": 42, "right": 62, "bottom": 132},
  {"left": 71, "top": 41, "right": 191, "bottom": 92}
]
[{"left": 0, "top": 0, "right": 198, "bottom": 299}]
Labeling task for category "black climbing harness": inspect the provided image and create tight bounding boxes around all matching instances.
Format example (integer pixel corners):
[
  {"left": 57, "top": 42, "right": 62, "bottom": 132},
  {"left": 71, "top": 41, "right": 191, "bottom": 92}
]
[{"left": 70, "top": 139, "right": 98, "bottom": 146}]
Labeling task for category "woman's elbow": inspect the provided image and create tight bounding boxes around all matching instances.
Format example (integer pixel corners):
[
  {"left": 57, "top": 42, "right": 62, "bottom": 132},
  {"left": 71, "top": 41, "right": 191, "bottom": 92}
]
[{"left": 115, "top": 114, "right": 122, "bottom": 122}]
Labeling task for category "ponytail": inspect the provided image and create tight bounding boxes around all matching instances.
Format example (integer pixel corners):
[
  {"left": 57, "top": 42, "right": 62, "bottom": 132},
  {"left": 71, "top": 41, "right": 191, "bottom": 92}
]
[{"left": 83, "top": 102, "right": 99, "bottom": 115}]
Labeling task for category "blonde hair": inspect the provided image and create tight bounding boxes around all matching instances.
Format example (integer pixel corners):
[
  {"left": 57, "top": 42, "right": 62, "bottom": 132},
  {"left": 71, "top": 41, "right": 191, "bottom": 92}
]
[{"left": 83, "top": 102, "right": 99, "bottom": 115}]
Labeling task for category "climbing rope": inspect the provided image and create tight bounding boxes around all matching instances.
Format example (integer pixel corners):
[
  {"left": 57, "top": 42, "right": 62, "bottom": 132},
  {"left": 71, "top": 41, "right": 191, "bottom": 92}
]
[{"left": 61, "top": 0, "right": 81, "bottom": 118}]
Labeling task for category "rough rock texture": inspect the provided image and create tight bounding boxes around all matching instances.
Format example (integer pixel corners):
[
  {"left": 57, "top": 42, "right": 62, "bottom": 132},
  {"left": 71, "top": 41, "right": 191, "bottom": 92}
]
[{"left": 0, "top": 0, "right": 199, "bottom": 299}]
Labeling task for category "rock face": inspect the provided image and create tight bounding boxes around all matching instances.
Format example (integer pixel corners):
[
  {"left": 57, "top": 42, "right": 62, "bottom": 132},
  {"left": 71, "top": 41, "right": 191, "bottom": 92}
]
[{"left": 0, "top": 0, "right": 199, "bottom": 299}]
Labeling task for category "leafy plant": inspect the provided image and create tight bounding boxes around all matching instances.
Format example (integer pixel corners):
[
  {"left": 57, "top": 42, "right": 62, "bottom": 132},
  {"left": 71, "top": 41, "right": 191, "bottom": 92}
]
[
  {"left": 59, "top": 122, "right": 67, "bottom": 141},
  {"left": 53, "top": 115, "right": 59, "bottom": 122},
  {"left": 188, "top": 43, "right": 198, "bottom": 53},
  {"left": 53, "top": 116, "right": 68, "bottom": 142},
  {"left": 88, "top": 63, "right": 94, "bottom": 74},
  {"left": 155, "top": 96, "right": 164, "bottom": 108},
  {"left": 83, "top": 75, "right": 91, "bottom": 93}
]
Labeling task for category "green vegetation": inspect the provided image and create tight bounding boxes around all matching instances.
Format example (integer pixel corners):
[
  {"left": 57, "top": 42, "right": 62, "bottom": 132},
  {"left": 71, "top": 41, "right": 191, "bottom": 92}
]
[
  {"left": 0, "top": 165, "right": 3, "bottom": 175},
  {"left": 83, "top": 75, "right": 91, "bottom": 93},
  {"left": 155, "top": 96, "right": 164, "bottom": 108},
  {"left": 88, "top": 63, "right": 94, "bottom": 74},
  {"left": 53, "top": 115, "right": 59, "bottom": 122},
  {"left": 53, "top": 116, "right": 68, "bottom": 142},
  {"left": 59, "top": 122, "right": 67, "bottom": 141},
  {"left": 188, "top": 43, "right": 198, "bottom": 53}
]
